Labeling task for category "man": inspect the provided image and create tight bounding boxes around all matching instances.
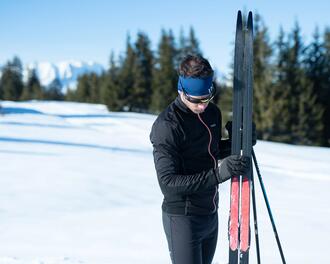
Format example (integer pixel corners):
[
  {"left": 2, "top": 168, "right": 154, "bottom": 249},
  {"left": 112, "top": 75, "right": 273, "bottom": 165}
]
[{"left": 150, "top": 54, "right": 252, "bottom": 264}]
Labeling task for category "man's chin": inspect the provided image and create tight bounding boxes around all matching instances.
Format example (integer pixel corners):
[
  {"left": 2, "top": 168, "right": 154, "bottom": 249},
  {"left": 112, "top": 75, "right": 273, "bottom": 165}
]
[{"left": 193, "top": 109, "right": 205, "bottom": 114}]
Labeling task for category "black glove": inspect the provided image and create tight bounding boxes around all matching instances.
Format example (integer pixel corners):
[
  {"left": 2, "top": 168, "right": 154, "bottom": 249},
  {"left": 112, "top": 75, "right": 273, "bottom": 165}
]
[
  {"left": 215, "top": 155, "right": 251, "bottom": 183},
  {"left": 225, "top": 121, "right": 257, "bottom": 146}
]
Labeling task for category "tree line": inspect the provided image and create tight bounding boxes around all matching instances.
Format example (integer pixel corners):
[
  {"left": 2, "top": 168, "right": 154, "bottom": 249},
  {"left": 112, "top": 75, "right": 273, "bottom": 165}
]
[
  {"left": 1, "top": 16, "right": 330, "bottom": 147},
  {"left": 65, "top": 28, "right": 202, "bottom": 113},
  {"left": 250, "top": 14, "right": 330, "bottom": 146},
  {"left": 0, "top": 57, "right": 64, "bottom": 101}
]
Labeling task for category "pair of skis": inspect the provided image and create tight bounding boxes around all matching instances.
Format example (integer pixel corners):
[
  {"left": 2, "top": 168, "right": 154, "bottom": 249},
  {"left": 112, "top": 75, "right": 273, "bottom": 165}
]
[{"left": 228, "top": 11, "right": 254, "bottom": 264}]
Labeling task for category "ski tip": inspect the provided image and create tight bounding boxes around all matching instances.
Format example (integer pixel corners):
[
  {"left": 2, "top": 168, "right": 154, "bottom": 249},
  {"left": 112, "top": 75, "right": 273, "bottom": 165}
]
[
  {"left": 248, "top": 11, "right": 253, "bottom": 29},
  {"left": 237, "top": 10, "right": 242, "bottom": 27}
]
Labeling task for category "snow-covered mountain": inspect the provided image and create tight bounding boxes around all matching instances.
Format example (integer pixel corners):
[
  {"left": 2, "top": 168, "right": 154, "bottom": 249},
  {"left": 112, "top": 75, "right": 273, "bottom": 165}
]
[{"left": 23, "top": 61, "right": 105, "bottom": 93}]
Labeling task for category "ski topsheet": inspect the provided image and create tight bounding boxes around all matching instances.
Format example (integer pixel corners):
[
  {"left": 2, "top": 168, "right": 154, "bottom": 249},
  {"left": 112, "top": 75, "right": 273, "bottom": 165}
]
[
  {"left": 240, "top": 11, "right": 253, "bottom": 264},
  {"left": 228, "top": 10, "right": 243, "bottom": 264},
  {"left": 228, "top": 10, "right": 254, "bottom": 264}
]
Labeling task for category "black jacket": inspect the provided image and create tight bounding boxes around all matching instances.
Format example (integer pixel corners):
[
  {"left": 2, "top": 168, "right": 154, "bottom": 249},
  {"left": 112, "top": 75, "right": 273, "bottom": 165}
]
[{"left": 150, "top": 96, "right": 231, "bottom": 215}]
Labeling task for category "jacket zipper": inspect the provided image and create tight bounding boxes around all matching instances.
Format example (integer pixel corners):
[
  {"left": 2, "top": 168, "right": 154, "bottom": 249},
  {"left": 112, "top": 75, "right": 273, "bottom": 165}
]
[{"left": 197, "top": 114, "right": 218, "bottom": 213}]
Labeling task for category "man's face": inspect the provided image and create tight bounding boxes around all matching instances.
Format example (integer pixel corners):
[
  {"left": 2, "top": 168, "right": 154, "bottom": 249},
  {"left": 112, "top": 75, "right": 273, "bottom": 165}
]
[{"left": 180, "top": 92, "right": 210, "bottom": 114}]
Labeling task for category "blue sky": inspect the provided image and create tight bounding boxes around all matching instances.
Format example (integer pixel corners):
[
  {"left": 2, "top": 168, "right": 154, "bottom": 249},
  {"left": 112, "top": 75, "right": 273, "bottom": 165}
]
[{"left": 1, "top": 0, "right": 329, "bottom": 76}]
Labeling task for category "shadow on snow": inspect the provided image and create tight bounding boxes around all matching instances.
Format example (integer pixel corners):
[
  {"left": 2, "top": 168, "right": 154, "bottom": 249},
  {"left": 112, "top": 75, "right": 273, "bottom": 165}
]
[{"left": 0, "top": 136, "right": 151, "bottom": 155}]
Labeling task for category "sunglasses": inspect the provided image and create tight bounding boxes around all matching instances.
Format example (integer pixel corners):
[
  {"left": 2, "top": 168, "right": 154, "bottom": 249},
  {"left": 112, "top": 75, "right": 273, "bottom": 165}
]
[{"left": 180, "top": 80, "right": 216, "bottom": 104}]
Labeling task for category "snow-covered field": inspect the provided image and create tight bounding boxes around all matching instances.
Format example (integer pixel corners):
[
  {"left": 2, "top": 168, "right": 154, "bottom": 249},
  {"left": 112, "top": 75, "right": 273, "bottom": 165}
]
[{"left": 0, "top": 100, "right": 329, "bottom": 264}]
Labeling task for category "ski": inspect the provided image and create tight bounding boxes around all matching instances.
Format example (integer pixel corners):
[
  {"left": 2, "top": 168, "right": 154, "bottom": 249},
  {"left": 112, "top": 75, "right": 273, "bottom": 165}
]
[
  {"left": 228, "top": 10, "right": 254, "bottom": 264},
  {"left": 228, "top": 10, "right": 243, "bottom": 264},
  {"left": 239, "top": 11, "right": 253, "bottom": 264}
]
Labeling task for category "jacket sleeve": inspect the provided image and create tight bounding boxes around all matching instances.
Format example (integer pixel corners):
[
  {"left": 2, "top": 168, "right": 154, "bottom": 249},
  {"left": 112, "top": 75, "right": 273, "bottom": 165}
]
[{"left": 150, "top": 119, "right": 218, "bottom": 197}]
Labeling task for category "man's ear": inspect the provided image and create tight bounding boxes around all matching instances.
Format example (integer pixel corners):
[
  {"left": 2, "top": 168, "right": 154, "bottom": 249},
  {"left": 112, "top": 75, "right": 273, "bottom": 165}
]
[{"left": 178, "top": 91, "right": 184, "bottom": 100}]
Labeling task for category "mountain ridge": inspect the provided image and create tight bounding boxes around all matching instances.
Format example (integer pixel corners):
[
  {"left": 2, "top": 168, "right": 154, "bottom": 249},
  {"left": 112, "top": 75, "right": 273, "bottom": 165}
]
[{"left": 23, "top": 60, "right": 105, "bottom": 93}]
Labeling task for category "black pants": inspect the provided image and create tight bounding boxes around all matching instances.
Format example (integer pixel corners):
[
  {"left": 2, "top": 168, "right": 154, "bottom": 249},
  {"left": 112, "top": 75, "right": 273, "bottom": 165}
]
[{"left": 162, "top": 211, "right": 218, "bottom": 264}]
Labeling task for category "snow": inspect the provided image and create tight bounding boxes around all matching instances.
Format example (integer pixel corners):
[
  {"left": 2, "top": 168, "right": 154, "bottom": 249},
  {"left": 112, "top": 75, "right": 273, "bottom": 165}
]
[
  {"left": 23, "top": 61, "right": 104, "bottom": 93},
  {"left": 0, "top": 100, "right": 329, "bottom": 264},
  {"left": 24, "top": 62, "right": 58, "bottom": 87},
  {"left": 56, "top": 61, "right": 104, "bottom": 92}
]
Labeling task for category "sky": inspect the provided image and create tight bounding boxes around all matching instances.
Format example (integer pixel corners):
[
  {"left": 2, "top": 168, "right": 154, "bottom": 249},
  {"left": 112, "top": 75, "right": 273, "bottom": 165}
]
[{"left": 1, "top": 0, "right": 330, "bottom": 76}]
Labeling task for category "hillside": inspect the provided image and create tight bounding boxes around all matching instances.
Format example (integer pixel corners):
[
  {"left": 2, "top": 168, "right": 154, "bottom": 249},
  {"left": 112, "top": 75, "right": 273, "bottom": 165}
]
[{"left": 0, "top": 100, "right": 329, "bottom": 263}]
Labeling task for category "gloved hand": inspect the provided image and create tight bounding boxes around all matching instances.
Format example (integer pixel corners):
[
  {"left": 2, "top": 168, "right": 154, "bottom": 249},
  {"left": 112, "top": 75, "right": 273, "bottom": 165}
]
[
  {"left": 215, "top": 155, "right": 251, "bottom": 183},
  {"left": 225, "top": 121, "right": 257, "bottom": 146}
]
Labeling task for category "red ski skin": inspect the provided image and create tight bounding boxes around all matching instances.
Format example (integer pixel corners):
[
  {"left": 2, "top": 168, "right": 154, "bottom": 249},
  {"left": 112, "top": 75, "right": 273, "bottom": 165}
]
[
  {"left": 229, "top": 175, "right": 240, "bottom": 250},
  {"left": 240, "top": 175, "right": 251, "bottom": 251}
]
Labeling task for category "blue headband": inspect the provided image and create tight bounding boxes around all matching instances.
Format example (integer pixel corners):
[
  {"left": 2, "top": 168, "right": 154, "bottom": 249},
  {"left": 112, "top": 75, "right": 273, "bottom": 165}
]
[{"left": 178, "top": 75, "right": 213, "bottom": 96}]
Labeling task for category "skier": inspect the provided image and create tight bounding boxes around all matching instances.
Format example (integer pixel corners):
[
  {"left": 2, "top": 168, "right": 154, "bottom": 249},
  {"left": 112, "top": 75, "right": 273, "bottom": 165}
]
[{"left": 150, "top": 54, "right": 255, "bottom": 264}]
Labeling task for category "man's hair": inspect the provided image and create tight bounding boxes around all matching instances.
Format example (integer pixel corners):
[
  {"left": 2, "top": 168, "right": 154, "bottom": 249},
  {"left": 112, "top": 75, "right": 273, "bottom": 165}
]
[{"left": 178, "top": 54, "right": 214, "bottom": 78}]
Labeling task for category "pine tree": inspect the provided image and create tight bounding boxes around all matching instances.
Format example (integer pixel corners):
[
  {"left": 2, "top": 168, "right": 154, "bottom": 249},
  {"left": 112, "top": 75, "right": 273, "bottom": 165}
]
[
  {"left": 286, "top": 22, "right": 304, "bottom": 142},
  {"left": 176, "top": 28, "right": 187, "bottom": 66},
  {"left": 45, "top": 78, "right": 64, "bottom": 100},
  {"left": 118, "top": 34, "right": 136, "bottom": 111},
  {"left": 75, "top": 74, "right": 91, "bottom": 102},
  {"left": 322, "top": 28, "right": 330, "bottom": 146},
  {"left": 89, "top": 73, "right": 100, "bottom": 103},
  {"left": 151, "top": 29, "right": 178, "bottom": 112},
  {"left": 100, "top": 52, "right": 121, "bottom": 111},
  {"left": 177, "top": 27, "right": 203, "bottom": 65},
  {"left": 187, "top": 27, "right": 202, "bottom": 55},
  {"left": 252, "top": 13, "right": 274, "bottom": 140},
  {"left": 20, "top": 69, "right": 34, "bottom": 100},
  {"left": 296, "top": 77, "right": 323, "bottom": 145},
  {"left": 215, "top": 80, "right": 232, "bottom": 131},
  {"left": 65, "top": 85, "right": 76, "bottom": 102},
  {"left": 21, "top": 69, "right": 43, "bottom": 100},
  {"left": 0, "top": 56, "right": 24, "bottom": 100},
  {"left": 270, "top": 28, "right": 294, "bottom": 142},
  {"left": 271, "top": 23, "right": 323, "bottom": 145},
  {"left": 303, "top": 27, "right": 328, "bottom": 145},
  {"left": 130, "top": 32, "right": 154, "bottom": 112},
  {"left": 288, "top": 23, "right": 323, "bottom": 144}
]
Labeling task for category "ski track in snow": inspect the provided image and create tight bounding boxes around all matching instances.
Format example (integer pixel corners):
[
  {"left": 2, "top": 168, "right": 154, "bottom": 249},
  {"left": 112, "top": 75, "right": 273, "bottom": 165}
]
[{"left": 0, "top": 100, "right": 329, "bottom": 264}]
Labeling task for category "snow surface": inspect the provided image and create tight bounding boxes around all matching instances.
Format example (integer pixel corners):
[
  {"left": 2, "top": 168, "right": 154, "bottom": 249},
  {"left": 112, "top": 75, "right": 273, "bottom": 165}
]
[{"left": 0, "top": 100, "right": 329, "bottom": 264}]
